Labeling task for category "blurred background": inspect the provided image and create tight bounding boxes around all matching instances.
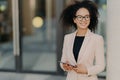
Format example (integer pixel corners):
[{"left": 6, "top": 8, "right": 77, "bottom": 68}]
[{"left": 0, "top": 0, "right": 106, "bottom": 80}]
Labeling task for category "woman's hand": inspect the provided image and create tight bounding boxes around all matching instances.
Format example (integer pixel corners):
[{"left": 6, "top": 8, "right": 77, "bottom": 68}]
[
  {"left": 62, "top": 61, "right": 73, "bottom": 71},
  {"left": 73, "top": 64, "right": 88, "bottom": 74}
]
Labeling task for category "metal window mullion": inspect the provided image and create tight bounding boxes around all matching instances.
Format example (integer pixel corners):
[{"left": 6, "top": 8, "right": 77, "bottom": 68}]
[{"left": 12, "top": 0, "right": 20, "bottom": 56}]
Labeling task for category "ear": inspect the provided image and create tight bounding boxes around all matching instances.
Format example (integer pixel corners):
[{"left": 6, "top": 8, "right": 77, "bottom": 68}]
[{"left": 73, "top": 18, "right": 77, "bottom": 23}]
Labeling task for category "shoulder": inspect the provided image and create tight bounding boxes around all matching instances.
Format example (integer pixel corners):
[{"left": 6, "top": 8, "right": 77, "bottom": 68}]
[
  {"left": 64, "top": 31, "right": 75, "bottom": 39},
  {"left": 92, "top": 33, "right": 104, "bottom": 42},
  {"left": 93, "top": 33, "right": 103, "bottom": 39}
]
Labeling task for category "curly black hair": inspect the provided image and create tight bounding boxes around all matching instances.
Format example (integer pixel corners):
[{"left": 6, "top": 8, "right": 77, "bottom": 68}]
[{"left": 60, "top": 0, "right": 99, "bottom": 32}]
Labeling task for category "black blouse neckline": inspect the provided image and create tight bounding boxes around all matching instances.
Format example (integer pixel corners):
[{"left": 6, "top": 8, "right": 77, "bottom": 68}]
[
  {"left": 75, "top": 36, "right": 85, "bottom": 37},
  {"left": 73, "top": 36, "right": 85, "bottom": 62}
]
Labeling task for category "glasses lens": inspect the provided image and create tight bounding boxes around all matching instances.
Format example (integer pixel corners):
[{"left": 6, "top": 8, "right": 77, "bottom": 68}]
[
  {"left": 76, "top": 15, "right": 90, "bottom": 21},
  {"left": 77, "top": 16, "right": 82, "bottom": 21},
  {"left": 85, "top": 16, "right": 90, "bottom": 20}
]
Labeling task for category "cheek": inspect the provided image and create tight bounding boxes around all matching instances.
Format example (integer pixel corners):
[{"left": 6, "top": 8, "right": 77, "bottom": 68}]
[
  {"left": 88, "top": 21, "right": 90, "bottom": 25},
  {"left": 85, "top": 20, "right": 90, "bottom": 25}
]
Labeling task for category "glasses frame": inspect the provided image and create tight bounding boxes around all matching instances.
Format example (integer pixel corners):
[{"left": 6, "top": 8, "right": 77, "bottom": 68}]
[{"left": 75, "top": 15, "right": 90, "bottom": 21}]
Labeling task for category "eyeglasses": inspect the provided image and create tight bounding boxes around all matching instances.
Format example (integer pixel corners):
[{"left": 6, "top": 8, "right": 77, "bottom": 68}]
[{"left": 75, "top": 15, "right": 90, "bottom": 21}]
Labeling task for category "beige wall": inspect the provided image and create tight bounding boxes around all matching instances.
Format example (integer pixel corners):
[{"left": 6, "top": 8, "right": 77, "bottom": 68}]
[{"left": 107, "top": 0, "right": 120, "bottom": 80}]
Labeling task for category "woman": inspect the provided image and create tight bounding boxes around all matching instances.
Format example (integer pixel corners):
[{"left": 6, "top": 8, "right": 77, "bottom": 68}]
[{"left": 60, "top": 0, "right": 105, "bottom": 80}]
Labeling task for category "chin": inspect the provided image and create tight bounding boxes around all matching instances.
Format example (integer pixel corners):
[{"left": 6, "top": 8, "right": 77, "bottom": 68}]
[{"left": 79, "top": 27, "right": 88, "bottom": 29}]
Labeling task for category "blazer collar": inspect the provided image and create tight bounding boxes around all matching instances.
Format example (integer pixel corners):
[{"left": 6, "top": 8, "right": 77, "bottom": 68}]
[
  {"left": 71, "top": 29, "right": 93, "bottom": 64},
  {"left": 73, "top": 29, "right": 93, "bottom": 37}
]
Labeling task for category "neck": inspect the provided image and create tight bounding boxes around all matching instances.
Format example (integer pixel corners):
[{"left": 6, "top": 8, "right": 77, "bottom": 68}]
[{"left": 76, "top": 28, "right": 88, "bottom": 36}]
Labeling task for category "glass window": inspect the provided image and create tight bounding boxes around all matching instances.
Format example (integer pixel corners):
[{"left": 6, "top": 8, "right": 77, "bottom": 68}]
[
  {"left": 95, "top": 0, "right": 107, "bottom": 78},
  {"left": 0, "top": 0, "right": 15, "bottom": 69},
  {"left": 21, "top": 0, "right": 57, "bottom": 72}
]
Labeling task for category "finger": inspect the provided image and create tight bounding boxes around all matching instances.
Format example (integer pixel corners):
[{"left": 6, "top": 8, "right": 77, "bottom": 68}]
[
  {"left": 73, "top": 68, "right": 78, "bottom": 72},
  {"left": 63, "top": 63, "right": 68, "bottom": 67},
  {"left": 69, "top": 66, "right": 73, "bottom": 70},
  {"left": 66, "top": 66, "right": 73, "bottom": 70},
  {"left": 73, "top": 65, "right": 77, "bottom": 68},
  {"left": 73, "top": 68, "right": 76, "bottom": 71}
]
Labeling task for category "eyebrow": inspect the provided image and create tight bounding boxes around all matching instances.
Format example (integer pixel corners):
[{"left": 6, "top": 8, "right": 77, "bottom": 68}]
[{"left": 76, "top": 14, "right": 90, "bottom": 16}]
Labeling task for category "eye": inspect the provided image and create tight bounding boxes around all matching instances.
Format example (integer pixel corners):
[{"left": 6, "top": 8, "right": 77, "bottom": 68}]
[
  {"left": 76, "top": 16, "right": 82, "bottom": 20},
  {"left": 75, "top": 15, "right": 90, "bottom": 21},
  {"left": 85, "top": 15, "right": 90, "bottom": 18},
  {"left": 87, "top": 16, "right": 89, "bottom": 18}
]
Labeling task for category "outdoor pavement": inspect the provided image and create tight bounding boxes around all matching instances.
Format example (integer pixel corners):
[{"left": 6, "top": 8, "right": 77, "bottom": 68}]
[
  {"left": 0, "top": 72, "right": 65, "bottom": 80},
  {"left": 0, "top": 72, "right": 105, "bottom": 80}
]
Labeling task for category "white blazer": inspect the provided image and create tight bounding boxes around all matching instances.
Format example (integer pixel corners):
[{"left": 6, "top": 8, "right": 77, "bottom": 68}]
[{"left": 60, "top": 29, "right": 105, "bottom": 80}]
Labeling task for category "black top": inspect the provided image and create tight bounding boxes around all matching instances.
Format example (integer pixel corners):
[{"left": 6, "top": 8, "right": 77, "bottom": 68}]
[{"left": 73, "top": 36, "right": 85, "bottom": 62}]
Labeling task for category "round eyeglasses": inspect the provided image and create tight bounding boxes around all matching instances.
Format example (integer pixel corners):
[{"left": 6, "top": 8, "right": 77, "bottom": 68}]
[{"left": 75, "top": 15, "right": 90, "bottom": 21}]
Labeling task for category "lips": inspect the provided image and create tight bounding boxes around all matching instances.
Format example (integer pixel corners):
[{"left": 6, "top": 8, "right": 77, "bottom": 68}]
[{"left": 80, "top": 22, "right": 87, "bottom": 26}]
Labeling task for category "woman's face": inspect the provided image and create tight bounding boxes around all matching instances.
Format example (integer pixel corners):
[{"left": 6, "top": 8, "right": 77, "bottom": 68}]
[{"left": 73, "top": 8, "right": 90, "bottom": 30}]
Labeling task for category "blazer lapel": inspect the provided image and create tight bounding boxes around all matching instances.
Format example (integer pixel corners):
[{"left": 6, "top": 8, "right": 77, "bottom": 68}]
[
  {"left": 69, "top": 31, "right": 77, "bottom": 64},
  {"left": 77, "top": 29, "right": 92, "bottom": 63},
  {"left": 68, "top": 29, "right": 93, "bottom": 64}
]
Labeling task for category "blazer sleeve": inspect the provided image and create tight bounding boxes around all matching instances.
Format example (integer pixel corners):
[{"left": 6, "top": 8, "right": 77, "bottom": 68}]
[
  {"left": 87, "top": 36, "right": 105, "bottom": 76},
  {"left": 60, "top": 35, "right": 68, "bottom": 71}
]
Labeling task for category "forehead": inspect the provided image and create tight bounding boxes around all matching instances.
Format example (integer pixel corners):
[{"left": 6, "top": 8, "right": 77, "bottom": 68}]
[{"left": 76, "top": 8, "right": 90, "bottom": 16}]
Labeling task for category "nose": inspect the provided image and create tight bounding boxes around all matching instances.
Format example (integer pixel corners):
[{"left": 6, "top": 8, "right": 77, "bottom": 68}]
[{"left": 82, "top": 17, "right": 86, "bottom": 21}]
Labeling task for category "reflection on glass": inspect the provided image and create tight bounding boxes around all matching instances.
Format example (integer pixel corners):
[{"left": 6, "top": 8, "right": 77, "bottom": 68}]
[
  {"left": 22, "top": 0, "right": 57, "bottom": 71},
  {"left": 0, "top": 0, "right": 14, "bottom": 69}
]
